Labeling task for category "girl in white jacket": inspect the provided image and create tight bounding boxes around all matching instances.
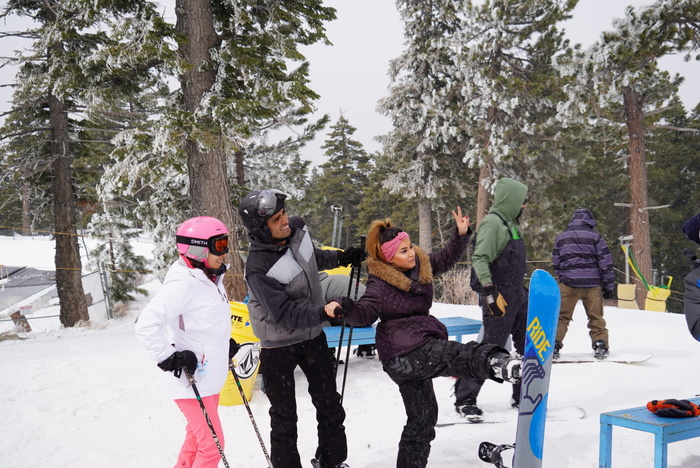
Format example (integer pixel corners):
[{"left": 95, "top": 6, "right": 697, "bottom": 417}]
[{"left": 136, "top": 216, "right": 234, "bottom": 468}]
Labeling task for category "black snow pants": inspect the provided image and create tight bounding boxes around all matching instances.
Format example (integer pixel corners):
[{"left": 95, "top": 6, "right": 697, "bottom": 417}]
[
  {"left": 382, "top": 337, "right": 501, "bottom": 468},
  {"left": 456, "top": 236, "right": 529, "bottom": 405},
  {"left": 260, "top": 332, "right": 347, "bottom": 468},
  {"left": 454, "top": 286, "right": 528, "bottom": 404}
]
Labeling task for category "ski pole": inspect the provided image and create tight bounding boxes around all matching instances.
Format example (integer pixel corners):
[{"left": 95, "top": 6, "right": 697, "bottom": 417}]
[
  {"left": 335, "top": 258, "right": 356, "bottom": 375},
  {"left": 230, "top": 362, "right": 274, "bottom": 468},
  {"left": 340, "top": 235, "right": 366, "bottom": 404},
  {"left": 184, "top": 369, "right": 230, "bottom": 468}
]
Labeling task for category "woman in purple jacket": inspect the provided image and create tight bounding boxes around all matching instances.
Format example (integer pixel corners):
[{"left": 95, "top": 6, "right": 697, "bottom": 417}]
[{"left": 324, "top": 207, "right": 521, "bottom": 468}]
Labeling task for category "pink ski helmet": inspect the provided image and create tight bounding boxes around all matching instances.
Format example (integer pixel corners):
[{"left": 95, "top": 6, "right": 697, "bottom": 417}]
[{"left": 176, "top": 216, "right": 229, "bottom": 268}]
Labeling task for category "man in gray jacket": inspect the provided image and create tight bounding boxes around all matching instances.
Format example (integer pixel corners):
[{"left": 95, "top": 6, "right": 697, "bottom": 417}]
[{"left": 238, "top": 189, "right": 364, "bottom": 468}]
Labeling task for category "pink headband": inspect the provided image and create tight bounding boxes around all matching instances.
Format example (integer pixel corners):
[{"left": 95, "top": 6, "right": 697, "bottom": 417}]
[{"left": 381, "top": 231, "right": 409, "bottom": 262}]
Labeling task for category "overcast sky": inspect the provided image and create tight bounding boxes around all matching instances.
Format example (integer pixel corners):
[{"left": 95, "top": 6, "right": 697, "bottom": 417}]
[{"left": 1, "top": 1, "right": 698, "bottom": 168}]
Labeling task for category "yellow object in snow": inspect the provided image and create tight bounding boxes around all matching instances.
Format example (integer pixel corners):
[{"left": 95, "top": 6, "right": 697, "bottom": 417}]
[
  {"left": 645, "top": 277, "right": 673, "bottom": 312},
  {"left": 616, "top": 284, "right": 639, "bottom": 309},
  {"left": 219, "top": 301, "right": 261, "bottom": 406},
  {"left": 645, "top": 287, "right": 671, "bottom": 312}
]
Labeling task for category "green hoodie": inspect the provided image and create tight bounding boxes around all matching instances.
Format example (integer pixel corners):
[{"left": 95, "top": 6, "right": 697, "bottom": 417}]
[{"left": 472, "top": 178, "right": 529, "bottom": 285}]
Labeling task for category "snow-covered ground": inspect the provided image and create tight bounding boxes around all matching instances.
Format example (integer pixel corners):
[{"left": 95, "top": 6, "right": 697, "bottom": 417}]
[{"left": 1, "top": 235, "right": 700, "bottom": 467}]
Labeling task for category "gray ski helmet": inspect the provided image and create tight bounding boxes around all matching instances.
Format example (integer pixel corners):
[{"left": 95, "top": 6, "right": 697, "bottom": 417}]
[{"left": 238, "top": 189, "right": 287, "bottom": 239}]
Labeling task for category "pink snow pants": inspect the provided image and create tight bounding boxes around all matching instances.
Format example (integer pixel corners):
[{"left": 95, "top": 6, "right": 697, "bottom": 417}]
[{"left": 174, "top": 394, "right": 225, "bottom": 468}]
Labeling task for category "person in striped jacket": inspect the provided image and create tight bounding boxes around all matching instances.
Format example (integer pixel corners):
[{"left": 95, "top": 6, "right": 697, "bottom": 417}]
[{"left": 552, "top": 208, "right": 615, "bottom": 359}]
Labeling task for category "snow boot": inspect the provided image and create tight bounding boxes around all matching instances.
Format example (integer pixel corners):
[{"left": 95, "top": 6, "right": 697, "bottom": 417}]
[
  {"left": 553, "top": 340, "right": 562, "bottom": 360},
  {"left": 593, "top": 340, "right": 608, "bottom": 360},
  {"left": 311, "top": 458, "right": 349, "bottom": 468},
  {"left": 330, "top": 348, "right": 344, "bottom": 365},
  {"left": 489, "top": 352, "right": 522, "bottom": 383},
  {"left": 355, "top": 344, "right": 376, "bottom": 359},
  {"left": 456, "top": 397, "right": 483, "bottom": 421}
]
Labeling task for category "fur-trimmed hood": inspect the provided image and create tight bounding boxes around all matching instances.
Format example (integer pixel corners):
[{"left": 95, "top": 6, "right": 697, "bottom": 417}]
[
  {"left": 366, "top": 245, "right": 432, "bottom": 292},
  {"left": 342, "top": 229, "right": 470, "bottom": 361}
]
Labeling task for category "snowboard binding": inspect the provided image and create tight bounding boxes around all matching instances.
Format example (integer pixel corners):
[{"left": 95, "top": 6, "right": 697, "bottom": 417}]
[{"left": 478, "top": 441, "right": 514, "bottom": 468}]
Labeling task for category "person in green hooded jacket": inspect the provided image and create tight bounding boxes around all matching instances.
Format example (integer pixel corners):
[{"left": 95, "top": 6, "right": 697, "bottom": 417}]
[{"left": 454, "top": 177, "right": 529, "bottom": 419}]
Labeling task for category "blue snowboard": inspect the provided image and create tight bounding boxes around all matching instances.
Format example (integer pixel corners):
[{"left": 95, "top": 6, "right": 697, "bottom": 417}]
[{"left": 478, "top": 269, "right": 561, "bottom": 468}]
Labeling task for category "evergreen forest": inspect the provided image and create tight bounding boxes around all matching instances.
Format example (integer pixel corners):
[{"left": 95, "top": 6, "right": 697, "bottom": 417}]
[{"left": 0, "top": 0, "right": 698, "bottom": 323}]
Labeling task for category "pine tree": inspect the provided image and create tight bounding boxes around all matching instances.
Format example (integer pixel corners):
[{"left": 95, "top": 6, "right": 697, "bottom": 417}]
[
  {"left": 304, "top": 115, "right": 370, "bottom": 248},
  {"left": 557, "top": 0, "right": 700, "bottom": 305},
  {"left": 646, "top": 99, "right": 700, "bottom": 311},
  {"left": 0, "top": 63, "right": 54, "bottom": 232},
  {"left": 453, "top": 0, "right": 578, "bottom": 222},
  {"left": 379, "top": 0, "right": 473, "bottom": 252},
  {"left": 0, "top": 0, "right": 174, "bottom": 326},
  {"left": 99, "top": 0, "right": 336, "bottom": 300},
  {"left": 355, "top": 151, "right": 419, "bottom": 240}
]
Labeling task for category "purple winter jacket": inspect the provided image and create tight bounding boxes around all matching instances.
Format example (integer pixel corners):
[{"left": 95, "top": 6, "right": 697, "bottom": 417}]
[
  {"left": 342, "top": 229, "right": 471, "bottom": 361},
  {"left": 552, "top": 209, "right": 615, "bottom": 293}
]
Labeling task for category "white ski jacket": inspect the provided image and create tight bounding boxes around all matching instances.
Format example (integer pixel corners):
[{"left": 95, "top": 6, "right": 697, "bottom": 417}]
[{"left": 135, "top": 259, "right": 231, "bottom": 400}]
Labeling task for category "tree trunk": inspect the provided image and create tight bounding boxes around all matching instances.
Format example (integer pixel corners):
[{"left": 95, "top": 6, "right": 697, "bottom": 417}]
[
  {"left": 49, "top": 89, "right": 90, "bottom": 327},
  {"left": 476, "top": 162, "right": 492, "bottom": 225},
  {"left": 234, "top": 150, "right": 245, "bottom": 187},
  {"left": 418, "top": 198, "right": 432, "bottom": 253},
  {"left": 176, "top": 0, "right": 247, "bottom": 301},
  {"left": 622, "top": 86, "right": 653, "bottom": 309},
  {"left": 476, "top": 106, "right": 498, "bottom": 225},
  {"left": 21, "top": 182, "right": 31, "bottom": 233}
]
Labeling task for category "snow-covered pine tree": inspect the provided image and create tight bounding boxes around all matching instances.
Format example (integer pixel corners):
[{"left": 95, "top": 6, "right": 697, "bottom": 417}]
[
  {"left": 379, "top": 0, "right": 472, "bottom": 252},
  {"left": 101, "top": 0, "right": 336, "bottom": 300},
  {"left": 556, "top": 0, "right": 700, "bottom": 306},
  {"left": 88, "top": 211, "right": 148, "bottom": 305},
  {"left": 453, "top": 0, "right": 578, "bottom": 222},
  {"left": 0, "top": 64, "right": 55, "bottom": 232},
  {"left": 354, "top": 150, "right": 420, "bottom": 241},
  {"left": 0, "top": 0, "right": 173, "bottom": 326}
]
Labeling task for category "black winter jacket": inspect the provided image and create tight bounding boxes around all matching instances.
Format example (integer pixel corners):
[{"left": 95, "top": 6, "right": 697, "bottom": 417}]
[
  {"left": 245, "top": 227, "right": 340, "bottom": 348},
  {"left": 343, "top": 229, "right": 470, "bottom": 360},
  {"left": 684, "top": 261, "right": 700, "bottom": 341}
]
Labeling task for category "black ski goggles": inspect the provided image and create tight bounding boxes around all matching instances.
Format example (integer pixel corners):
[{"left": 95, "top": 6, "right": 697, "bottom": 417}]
[
  {"left": 176, "top": 234, "right": 229, "bottom": 256},
  {"left": 254, "top": 189, "right": 286, "bottom": 218}
]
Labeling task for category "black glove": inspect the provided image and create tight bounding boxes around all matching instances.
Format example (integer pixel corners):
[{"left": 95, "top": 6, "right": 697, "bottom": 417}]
[
  {"left": 331, "top": 297, "right": 355, "bottom": 320},
  {"left": 229, "top": 338, "right": 240, "bottom": 360},
  {"left": 602, "top": 289, "right": 614, "bottom": 300},
  {"left": 158, "top": 350, "right": 197, "bottom": 378},
  {"left": 480, "top": 284, "right": 507, "bottom": 318},
  {"left": 337, "top": 247, "right": 367, "bottom": 267}
]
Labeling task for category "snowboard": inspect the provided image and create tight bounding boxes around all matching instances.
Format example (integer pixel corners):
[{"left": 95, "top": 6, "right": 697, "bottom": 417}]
[
  {"left": 554, "top": 352, "right": 652, "bottom": 364},
  {"left": 436, "top": 405, "right": 585, "bottom": 427},
  {"left": 479, "top": 269, "right": 561, "bottom": 468}
]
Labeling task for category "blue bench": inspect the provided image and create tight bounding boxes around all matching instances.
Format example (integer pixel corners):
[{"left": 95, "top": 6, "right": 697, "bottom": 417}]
[
  {"left": 324, "top": 316, "right": 482, "bottom": 348},
  {"left": 599, "top": 397, "right": 700, "bottom": 468}
]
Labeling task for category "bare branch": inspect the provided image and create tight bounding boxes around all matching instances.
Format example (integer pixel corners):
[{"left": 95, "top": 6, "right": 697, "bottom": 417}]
[
  {"left": 647, "top": 124, "right": 700, "bottom": 133},
  {"left": 643, "top": 104, "right": 679, "bottom": 117}
]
